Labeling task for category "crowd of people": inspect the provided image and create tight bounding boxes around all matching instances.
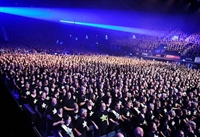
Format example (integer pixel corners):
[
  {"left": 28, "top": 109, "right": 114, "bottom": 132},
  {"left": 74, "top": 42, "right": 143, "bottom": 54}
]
[
  {"left": 110, "top": 30, "right": 200, "bottom": 57},
  {"left": 0, "top": 52, "right": 199, "bottom": 137},
  {"left": 2, "top": 26, "right": 200, "bottom": 57}
]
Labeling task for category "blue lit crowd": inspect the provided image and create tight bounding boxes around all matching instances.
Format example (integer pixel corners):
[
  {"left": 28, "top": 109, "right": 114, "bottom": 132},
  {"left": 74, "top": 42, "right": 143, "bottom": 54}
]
[{"left": 0, "top": 50, "right": 200, "bottom": 137}]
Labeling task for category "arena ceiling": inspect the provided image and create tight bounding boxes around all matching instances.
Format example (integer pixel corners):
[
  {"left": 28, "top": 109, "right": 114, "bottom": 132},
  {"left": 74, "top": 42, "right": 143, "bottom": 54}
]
[{"left": 1, "top": 0, "right": 200, "bottom": 14}]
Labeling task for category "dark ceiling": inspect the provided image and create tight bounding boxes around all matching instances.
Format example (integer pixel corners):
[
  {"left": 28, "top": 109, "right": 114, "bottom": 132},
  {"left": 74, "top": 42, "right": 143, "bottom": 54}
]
[{"left": 0, "top": 0, "right": 200, "bottom": 14}]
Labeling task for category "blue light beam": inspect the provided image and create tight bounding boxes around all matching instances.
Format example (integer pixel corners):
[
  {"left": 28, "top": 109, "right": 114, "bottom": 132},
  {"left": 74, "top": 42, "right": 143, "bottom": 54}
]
[
  {"left": 60, "top": 20, "right": 160, "bottom": 36},
  {"left": 0, "top": 7, "right": 164, "bottom": 36},
  {"left": 0, "top": 7, "right": 56, "bottom": 21},
  {"left": 0, "top": 7, "right": 83, "bottom": 22}
]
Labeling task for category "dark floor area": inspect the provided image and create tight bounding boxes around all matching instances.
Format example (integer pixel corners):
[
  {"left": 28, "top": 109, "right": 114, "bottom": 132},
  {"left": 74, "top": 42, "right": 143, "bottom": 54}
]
[{"left": 0, "top": 78, "right": 39, "bottom": 137}]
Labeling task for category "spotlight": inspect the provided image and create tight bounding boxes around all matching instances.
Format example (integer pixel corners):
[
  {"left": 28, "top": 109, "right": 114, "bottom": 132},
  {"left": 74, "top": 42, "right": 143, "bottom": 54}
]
[
  {"left": 105, "top": 35, "right": 108, "bottom": 40},
  {"left": 56, "top": 40, "right": 59, "bottom": 44}
]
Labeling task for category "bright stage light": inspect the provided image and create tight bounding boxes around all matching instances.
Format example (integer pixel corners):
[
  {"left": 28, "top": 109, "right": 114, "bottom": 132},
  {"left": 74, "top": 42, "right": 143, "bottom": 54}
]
[
  {"left": 0, "top": 7, "right": 56, "bottom": 21},
  {"left": 0, "top": 7, "right": 80, "bottom": 22},
  {"left": 60, "top": 20, "right": 160, "bottom": 36},
  {"left": 0, "top": 7, "right": 164, "bottom": 36}
]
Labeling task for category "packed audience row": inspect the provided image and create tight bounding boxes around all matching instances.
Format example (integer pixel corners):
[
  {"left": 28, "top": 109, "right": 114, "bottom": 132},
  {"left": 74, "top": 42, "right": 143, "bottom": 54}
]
[{"left": 0, "top": 53, "right": 199, "bottom": 137}]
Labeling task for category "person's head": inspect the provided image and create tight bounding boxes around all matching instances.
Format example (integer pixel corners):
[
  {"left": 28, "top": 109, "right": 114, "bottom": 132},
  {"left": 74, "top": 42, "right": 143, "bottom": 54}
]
[
  {"left": 20, "top": 76, "right": 24, "bottom": 81},
  {"left": 66, "top": 91, "right": 71, "bottom": 99},
  {"left": 65, "top": 115, "right": 72, "bottom": 125},
  {"left": 134, "top": 127, "right": 144, "bottom": 137},
  {"left": 51, "top": 97, "right": 57, "bottom": 106},
  {"left": 38, "top": 81, "right": 42, "bottom": 87},
  {"left": 25, "top": 81, "right": 30, "bottom": 88},
  {"left": 80, "top": 108, "right": 87, "bottom": 118},
  {"left": 87, "top": 99, "right": 93, "bottom": 106},
  {"left": 74, "top": 82, "right": 79, "bottom": 88},
  {"left": 81, "top": 86, "right": 86, "bottom": 95},
  {"left": 106, "top": 91, "right": 111, "bottom": 97},
  {"left": 168, "top": 110, "right": 176, "bottom": 118},
  {"left": 53, "top": 90, "right": 59, "bottom": 98},
  {"left": 176, "top": 130, "right": 184, "bottom": 137},
  {"left": 117, "top": 91, "right": 122, "bottom": 98},
  {"left": 115, "top": 102, "right": 121, "bottom": 110},
  {"left": 88, "top": 87, "right": 93, "bottom": 93},
  {"left": 154, "top": 118, "right": 160, "bottom": 127},
  {"left": 44, "top": 79, "right": 48, "bottom": 85},
  {"left": 65, "top": 85, "right": 69, "bottom": 91},
  {"left": 148, "top": 103, "right": 154, "bottom": 111},
  {"left": 155, "top": 101, "right": 161, "bottom": 108},
  {"left": 188, "top": 121, "right": 196, "bottom": 130},
  {"left": 91, "top": 93, "right": 96, "bottom": 101},
  {"left": 182, "top": 109, "right": 188, "bottom": 115},
  {"left": 32, "top": 75, "right": 36, "bottom": 80},
  {"left": 115, "top": 133, "right": 124, "bottom": 137},
  {"left": 140, "top": 107, "right": 147, "bottom": 114},
  {"left": 126, "top": 101, "right": 132, "bottom": 109},
  {"left": 149, "top": 122, "right": 157, "bottom": 132},
  {"left": 108, "top": 97, "right": 112, "bottom": 104},
  {"left": 100, "top": 91, "right": 105, "bottom": 97},
  {"left": 32, "top": 89, "right": 37, "bottom": 95},
  {"left": 58, "top": 106, "right": 63, "bottom": 115},
  {"left": 133, "top": 101, "right": 140, "bottom": 108},
  {"left": 100, "top": 102, "right": 106, "bottom": 112},
  {"left": 44, "top": 87, "right": 49, "bottom": 94},
  {"left": 73, "top": 103, "right": 79, "bottom": 111},
  {"left": 41, "top": 92, "right": 47, "bottom": 100},
  {"left": 141, "top": 96, "right": 147, "bottom": 103},
  {"left": 62, "top": 89, "right": 67, "bottom": 94}
]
